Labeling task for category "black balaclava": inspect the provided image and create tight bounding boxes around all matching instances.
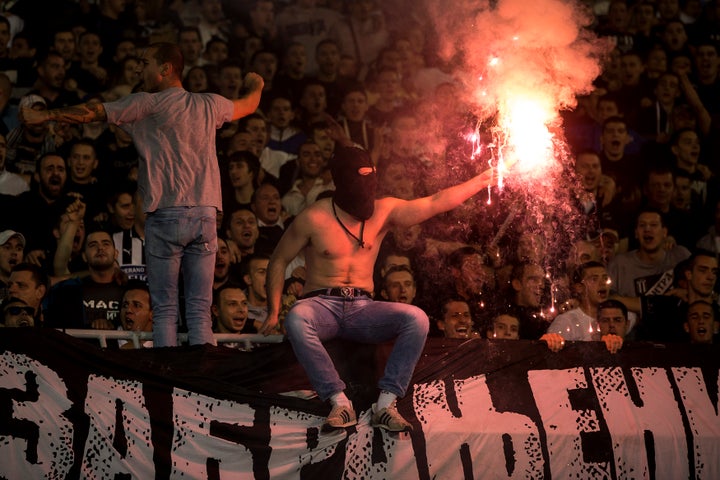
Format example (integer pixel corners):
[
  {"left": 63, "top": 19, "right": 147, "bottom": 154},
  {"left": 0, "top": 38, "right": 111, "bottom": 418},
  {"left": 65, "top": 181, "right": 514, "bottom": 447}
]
[{"left": 330, "top": 143, "right": 377, "bottom": 220}]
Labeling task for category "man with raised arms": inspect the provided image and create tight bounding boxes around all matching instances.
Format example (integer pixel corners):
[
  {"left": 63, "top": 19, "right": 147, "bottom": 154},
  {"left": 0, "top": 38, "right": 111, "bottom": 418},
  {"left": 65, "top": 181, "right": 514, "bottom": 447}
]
[{"left": 21, "top": 42, "right": 264, "bottom": 348}]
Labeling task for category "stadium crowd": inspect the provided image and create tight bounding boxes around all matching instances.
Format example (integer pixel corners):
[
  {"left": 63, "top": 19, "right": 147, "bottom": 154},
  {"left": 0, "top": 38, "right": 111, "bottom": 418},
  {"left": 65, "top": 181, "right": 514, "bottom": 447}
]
[{"left": 0, "top": 0, "right": 719, "bottom": 351}]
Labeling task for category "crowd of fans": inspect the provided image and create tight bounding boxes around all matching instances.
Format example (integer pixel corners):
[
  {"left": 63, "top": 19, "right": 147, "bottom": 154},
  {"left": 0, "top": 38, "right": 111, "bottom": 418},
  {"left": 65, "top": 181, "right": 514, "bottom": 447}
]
[{"left": 0, "top": 0, "right": 719, "bottom": 351}]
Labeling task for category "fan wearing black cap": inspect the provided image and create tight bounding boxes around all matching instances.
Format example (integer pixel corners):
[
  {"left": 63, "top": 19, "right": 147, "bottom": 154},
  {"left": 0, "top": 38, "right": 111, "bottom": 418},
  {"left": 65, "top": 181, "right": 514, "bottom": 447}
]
[{"left": 261, "top": 116, "right": 514, "bottom": 433}]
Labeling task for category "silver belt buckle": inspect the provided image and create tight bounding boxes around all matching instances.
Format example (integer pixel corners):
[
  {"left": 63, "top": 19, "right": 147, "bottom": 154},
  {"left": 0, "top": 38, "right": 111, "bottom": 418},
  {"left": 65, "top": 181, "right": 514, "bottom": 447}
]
[{"left": 340, "top": 286, "right": 353, "bottom": 299}]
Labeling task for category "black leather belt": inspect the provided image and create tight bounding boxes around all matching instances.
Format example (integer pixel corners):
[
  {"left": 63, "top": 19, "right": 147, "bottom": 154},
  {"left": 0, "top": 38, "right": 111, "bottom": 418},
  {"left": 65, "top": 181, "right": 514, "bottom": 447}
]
[{"left": 301, "top": 287, "right": 372, "bottom": 300}]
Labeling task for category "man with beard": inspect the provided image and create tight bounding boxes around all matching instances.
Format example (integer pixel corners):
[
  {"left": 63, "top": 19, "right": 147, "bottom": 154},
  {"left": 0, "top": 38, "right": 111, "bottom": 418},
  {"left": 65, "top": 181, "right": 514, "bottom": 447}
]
[
  {"left": 2, "top": 297, "right": 36, "bottom": 327},
  {"left": 27, "top": 50, "right": 81, "bottom": 110},
  {"left": 213, "top": 237, "right": 234, "bottom": 290},
  {"left": 261, "top": 123, "right": 512, "bottom": 433},
  {"left": 11, "top": 153, "right": 69, "bottom": 268},
  {"left": 44, "top": 229, "right": 125, "bottom": 330},
  {"left": 22, "top": 42, "right": 264, "bottom": 347}
]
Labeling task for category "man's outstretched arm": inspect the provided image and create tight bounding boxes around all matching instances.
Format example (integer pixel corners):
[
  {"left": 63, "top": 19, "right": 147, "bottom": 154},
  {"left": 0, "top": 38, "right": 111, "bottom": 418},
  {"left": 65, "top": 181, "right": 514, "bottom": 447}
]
[
  {"left": 21, "top": 102, "right": 108, "bottom": 125},
  {"left": 231, "top": 72, "right": 264, "bottom": 120},
  {"left": 388, "top": 162, "right": 510, "bottom": 227}
]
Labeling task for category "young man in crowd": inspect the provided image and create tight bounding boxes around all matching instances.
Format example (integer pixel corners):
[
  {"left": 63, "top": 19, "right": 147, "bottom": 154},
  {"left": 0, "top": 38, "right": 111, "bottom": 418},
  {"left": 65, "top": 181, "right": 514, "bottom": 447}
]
[
  {"left": 118, "top": 281, "right": 154, "bottom": 349},
  {"left": 44, "top": 229, "right": 125, "bottom": 330},
  {"left": 212, "top": 283, "right": 250, "bottom": 335},
  {"left": 0, "top": 229, "right": 24, "bottom": 300},
  {"left": 380, "top": 264, "right": 417, "bottom": 305},
  {"left": 436, "top": 297, "right": 475, "bottom": 339},
  {"left": 684, "top": 300, "right": 718, "bottom": 344},
  {"left": 7, "top": 262, "right": 48, "bottom": 325}
]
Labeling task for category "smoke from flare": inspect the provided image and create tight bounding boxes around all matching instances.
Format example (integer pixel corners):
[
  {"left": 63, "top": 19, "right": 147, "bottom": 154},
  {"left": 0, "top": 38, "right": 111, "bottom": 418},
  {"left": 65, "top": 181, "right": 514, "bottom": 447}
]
[{"left": 428, "top": 0, "right": 607, "bottom": 181}]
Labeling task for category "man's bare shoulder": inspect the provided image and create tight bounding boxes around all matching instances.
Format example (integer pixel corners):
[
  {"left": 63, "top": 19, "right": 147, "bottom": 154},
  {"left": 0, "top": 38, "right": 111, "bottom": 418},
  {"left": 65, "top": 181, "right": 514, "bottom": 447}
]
[
  {"left": 288, "top": 198, "right": 333, "bottom": 230},
  {"left": 297, "top": 197, "right": 402, "bottom": 229},
  {"left": 300, "top": 197, "right": 333, "bottom": 218},
  {"left": 373, "top": 196, "right": 408, "bottom": 223},
  {"left": 375, "top": 196, "right": 405, "bottom": 208}
]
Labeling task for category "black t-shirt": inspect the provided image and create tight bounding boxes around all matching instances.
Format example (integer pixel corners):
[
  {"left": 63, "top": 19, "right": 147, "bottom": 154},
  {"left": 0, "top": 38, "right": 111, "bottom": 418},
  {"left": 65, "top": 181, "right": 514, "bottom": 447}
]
[
  {"left": 639, "top": 295, "right": 689, "bottom": 342},
  {"left": 44, "top": 276, "right": 124, "bottom": 329},
  {"left": 81, "top": 278, "right": 124, "bottom": 327}
]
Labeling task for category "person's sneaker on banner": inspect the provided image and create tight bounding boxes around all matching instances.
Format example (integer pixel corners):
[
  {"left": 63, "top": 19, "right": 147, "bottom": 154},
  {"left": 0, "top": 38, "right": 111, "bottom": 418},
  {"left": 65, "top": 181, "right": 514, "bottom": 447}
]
[
  {"left": 322, "top": 404, "right": 357, "bottom": 430},
  {"left": 371, "top": 401, "right": 413, "bottom": 432}
]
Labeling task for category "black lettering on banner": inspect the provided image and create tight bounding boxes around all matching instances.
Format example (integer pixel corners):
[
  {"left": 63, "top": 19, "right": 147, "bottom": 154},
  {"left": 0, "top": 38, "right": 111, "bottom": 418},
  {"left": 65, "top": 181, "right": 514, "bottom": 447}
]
[
  {"left": 208, "top": 401, "right": 272, "bottom": 480},
  {"left": 0, "top": 371, "right": 40, "bottom": 463},
  {"left": 3, "top": 332, "right": 720, "bottom": 478},
  {"left": 460, "top": 443, "right": 473, "bottom": 479},
  {"left": 501, "top": 433, "right": 516, "bottom": 475},
  {"left": 113, "top": 399, "right": 127, "bottom": 457}
]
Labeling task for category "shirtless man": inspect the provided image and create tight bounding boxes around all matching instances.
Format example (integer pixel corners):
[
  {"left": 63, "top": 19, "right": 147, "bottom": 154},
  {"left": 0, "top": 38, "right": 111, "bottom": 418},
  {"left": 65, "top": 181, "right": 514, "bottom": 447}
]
[{"left": 260, "top": 121, "right": 509, "bottom": 432}]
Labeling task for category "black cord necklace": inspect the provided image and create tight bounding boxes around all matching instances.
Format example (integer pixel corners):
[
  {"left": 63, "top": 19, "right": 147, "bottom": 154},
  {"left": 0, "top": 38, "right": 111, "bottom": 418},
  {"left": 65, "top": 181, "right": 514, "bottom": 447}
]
[{"left": 332, "top": 200, "right": 365, "bottom": 248}]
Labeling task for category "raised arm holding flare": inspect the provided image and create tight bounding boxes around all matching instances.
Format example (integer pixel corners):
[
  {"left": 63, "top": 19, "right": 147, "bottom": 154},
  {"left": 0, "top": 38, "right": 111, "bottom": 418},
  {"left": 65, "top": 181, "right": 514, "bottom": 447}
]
[{"left": 261, "top": 116, "right": 512, "bottom": 432}]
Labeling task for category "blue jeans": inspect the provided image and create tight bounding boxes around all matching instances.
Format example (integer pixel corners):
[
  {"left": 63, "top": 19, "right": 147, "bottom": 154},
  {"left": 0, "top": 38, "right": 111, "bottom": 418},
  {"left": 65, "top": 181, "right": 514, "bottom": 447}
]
[
  {"left": 145, "top": 206, "right": 217, "bottom": 347},
  {"left": 284, "top": 295, "right": 429, "bottom": 401}
]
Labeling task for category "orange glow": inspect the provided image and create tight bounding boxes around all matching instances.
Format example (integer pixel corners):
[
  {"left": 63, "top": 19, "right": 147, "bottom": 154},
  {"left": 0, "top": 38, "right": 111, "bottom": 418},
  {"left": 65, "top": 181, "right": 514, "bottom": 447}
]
[
  {"left": 471, "top": 58, "right": 564, "bottom": 191},
  {"left": 501, "top": 96, "right": 556, "bottom": 175}
]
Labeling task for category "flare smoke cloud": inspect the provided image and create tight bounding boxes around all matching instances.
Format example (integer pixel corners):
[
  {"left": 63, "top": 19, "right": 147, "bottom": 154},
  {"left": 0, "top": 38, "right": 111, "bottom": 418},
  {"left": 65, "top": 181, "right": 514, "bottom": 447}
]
[{"left": 428, "top": 0, "right": 607, "bottom": 127}]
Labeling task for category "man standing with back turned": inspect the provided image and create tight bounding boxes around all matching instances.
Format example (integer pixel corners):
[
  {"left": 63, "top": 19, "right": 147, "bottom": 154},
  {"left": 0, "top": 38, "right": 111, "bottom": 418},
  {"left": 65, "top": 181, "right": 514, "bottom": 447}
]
[
  {"left": 22, "top": 42, "right": 264, "bottom": 347},
  {"left": 260, "top": 121, "right": 514, "bottom": 432}
]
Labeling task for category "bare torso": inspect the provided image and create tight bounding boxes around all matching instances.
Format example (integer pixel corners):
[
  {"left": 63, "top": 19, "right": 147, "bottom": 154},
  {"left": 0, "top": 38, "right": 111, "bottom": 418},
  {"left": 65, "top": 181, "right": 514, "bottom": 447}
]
[{"left": 301, "top": 198, "right": 391, "bottom": 293}]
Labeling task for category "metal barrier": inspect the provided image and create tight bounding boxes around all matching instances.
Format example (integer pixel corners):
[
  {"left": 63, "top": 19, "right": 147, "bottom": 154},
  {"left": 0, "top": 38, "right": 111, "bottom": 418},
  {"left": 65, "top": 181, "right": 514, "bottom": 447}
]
[{"left": 56, "top": 329, "right": 285, "bottom": 350}]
